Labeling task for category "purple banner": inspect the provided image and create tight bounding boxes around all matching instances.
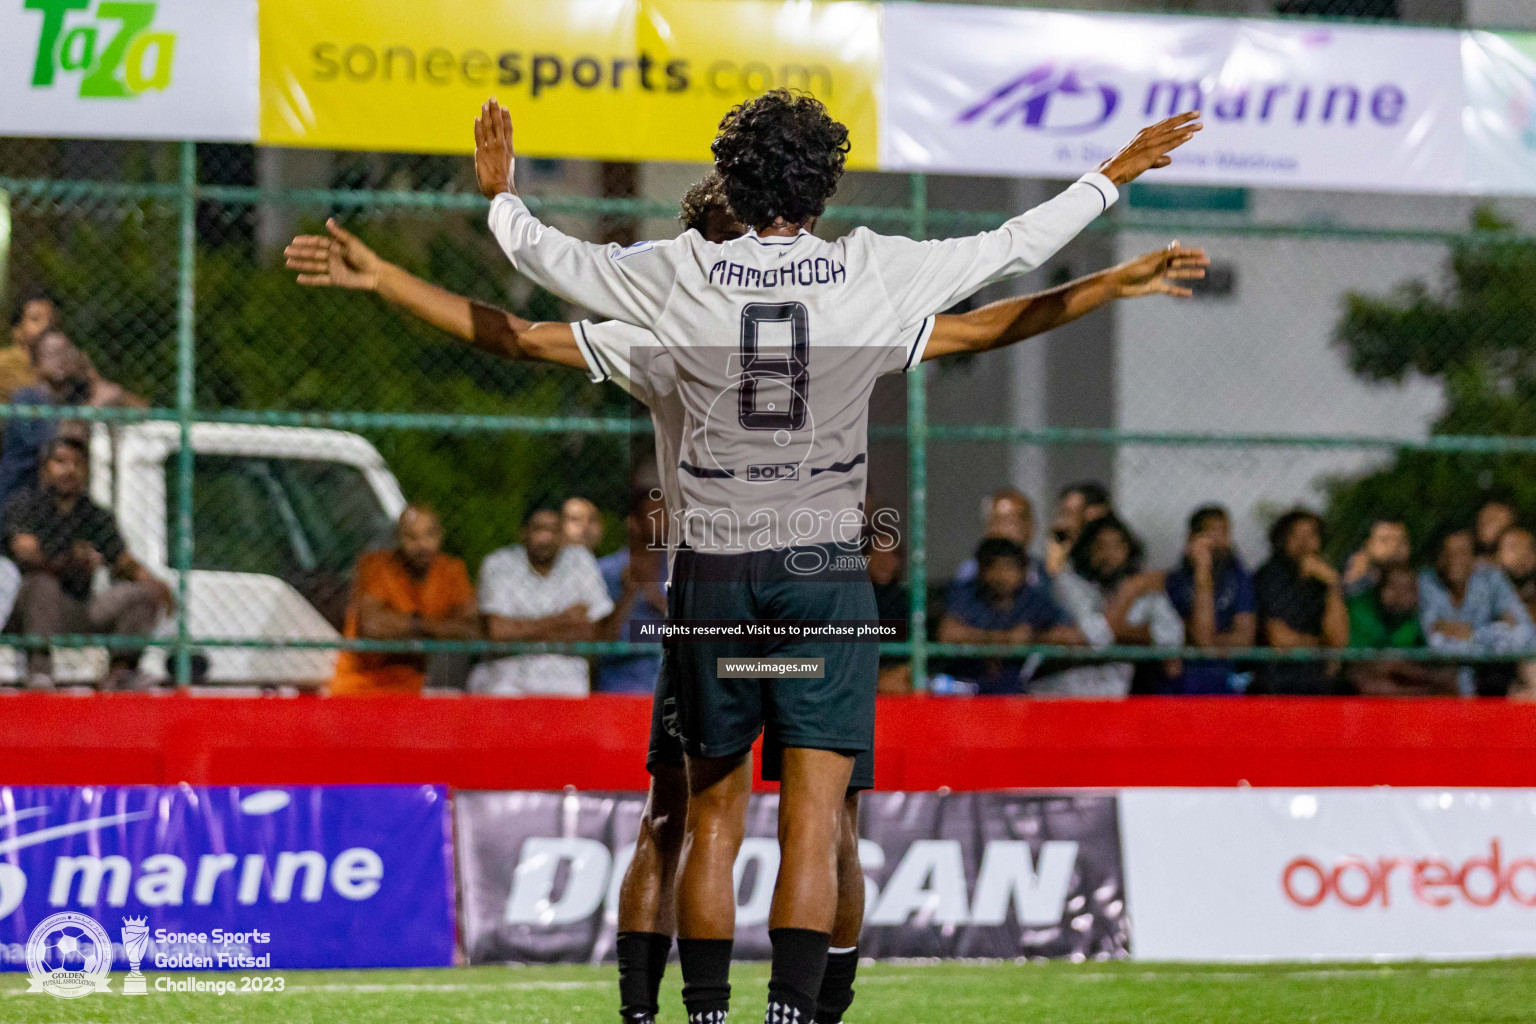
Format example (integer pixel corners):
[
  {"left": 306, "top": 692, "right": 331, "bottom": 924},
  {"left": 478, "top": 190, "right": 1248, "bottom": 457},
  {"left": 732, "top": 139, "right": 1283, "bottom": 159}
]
[
  {"left": 456, "top": 790, "right": 1125, "bottom": 964},
  {"left": 0, "top": 785, "right": 455, "bottom": 970}
]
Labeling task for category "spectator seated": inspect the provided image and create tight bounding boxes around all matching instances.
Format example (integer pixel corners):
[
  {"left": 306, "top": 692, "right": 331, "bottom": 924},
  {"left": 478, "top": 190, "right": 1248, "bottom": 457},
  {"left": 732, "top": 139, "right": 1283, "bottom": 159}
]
[
  {"left": 468, "top": 506, "right": 612, "bottom": 696},
  {"left": 4, "top": 437, "right": 172, "bottom": 690},
  {"left": 330, "top": 504, "right": 479, "bottom": 696}
]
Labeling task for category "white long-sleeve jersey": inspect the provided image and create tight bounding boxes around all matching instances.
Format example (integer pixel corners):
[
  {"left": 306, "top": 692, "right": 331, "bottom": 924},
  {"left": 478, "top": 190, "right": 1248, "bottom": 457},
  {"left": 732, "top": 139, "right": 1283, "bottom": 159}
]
[{"left": 490, "top": 173, "right": 1117, "bottom": 553}]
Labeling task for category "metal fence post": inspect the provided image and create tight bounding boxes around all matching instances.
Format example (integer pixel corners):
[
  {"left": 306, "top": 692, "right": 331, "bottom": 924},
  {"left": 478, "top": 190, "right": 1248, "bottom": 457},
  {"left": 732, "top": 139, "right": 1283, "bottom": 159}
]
[
  {"left": 174, "top": 141, "right": 196, "bottom": 686},
  {"left": 906, "top": 172, "right": 928, "bottom": 691}
]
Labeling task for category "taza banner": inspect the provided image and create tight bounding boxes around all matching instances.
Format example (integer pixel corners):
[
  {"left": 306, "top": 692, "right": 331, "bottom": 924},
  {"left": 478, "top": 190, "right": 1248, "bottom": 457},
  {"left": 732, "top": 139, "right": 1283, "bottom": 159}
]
[
  {"left": 882, "top": 3, "right": 1466, "bottom": 194},
  {"left": 257, "top": 0, "right": 882, "bottom": 168},
  {"left": 455, "top": 789, "right": 1126, "bottom": 963},
  {"left": 0, "top": 0, "right": 257, "bottom": 141},
  {"left": 1121, "top": 788, "right": 1536, "bottom": 961},
  {"left": 0, "top": 785, "right": 455, "bottom": 970}
]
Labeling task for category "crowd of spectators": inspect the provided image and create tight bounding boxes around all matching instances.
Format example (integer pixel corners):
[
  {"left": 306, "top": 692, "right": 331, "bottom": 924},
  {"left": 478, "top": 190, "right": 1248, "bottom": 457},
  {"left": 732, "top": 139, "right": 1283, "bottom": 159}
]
[
  {"left": 0, "top": 293, "right": 162, "bottom": 690},
  {"left": 926, "top": 485, "right": 1536, "bottom": 699},
  {"left": 328, "top": 474, "right": 1536, "bottom": 700},
  {"left": 4, "top": 291, "right": 1535, "bottom": 699}
]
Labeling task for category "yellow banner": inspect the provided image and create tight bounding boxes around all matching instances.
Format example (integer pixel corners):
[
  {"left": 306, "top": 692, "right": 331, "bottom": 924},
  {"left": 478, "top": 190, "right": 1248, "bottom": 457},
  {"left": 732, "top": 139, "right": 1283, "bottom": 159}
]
[{"left": 258, "top": 0, "right": 881, "bottom": 168}]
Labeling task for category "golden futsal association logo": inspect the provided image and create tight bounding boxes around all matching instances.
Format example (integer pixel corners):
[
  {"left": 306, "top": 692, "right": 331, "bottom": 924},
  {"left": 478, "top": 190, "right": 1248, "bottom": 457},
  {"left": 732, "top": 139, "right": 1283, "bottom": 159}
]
[{"left": 25, "top": 911, "right": 115, "bottom": 998}]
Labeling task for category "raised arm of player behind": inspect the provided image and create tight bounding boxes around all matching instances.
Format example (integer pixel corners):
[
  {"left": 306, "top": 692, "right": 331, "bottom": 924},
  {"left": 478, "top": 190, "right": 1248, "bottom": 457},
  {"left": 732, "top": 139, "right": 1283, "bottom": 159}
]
[
  {"left": 922, "top": 242, "right": 1209, "bottom": 360},
  {"left": 283, "top": 219, "right": 586, "bottom": 370},
  {"left": 476, "top": 100, "right": 679, "bottom": 330}
]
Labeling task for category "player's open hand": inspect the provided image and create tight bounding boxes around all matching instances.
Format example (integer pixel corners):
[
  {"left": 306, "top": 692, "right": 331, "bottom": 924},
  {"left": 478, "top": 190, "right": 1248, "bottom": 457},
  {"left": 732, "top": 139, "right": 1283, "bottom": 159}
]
[
  {"left": 1113, "top": 241, "right": 1209, "bottom": 299},
  {"left": 1098, "top": 112, "right": 1202, "bottom": 186},
  {"left": 284, "top": 219, "right": 382, "bottom": 291},
  {"left": 474, "top": 99, "right": 517, "bottom": 200}
]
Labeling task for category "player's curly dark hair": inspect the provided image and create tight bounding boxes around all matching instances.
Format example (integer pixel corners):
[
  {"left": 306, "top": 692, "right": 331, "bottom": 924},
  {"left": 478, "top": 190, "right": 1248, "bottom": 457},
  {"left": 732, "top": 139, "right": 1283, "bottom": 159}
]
[
  {"left": 677, "top": 173, "right": 732, "bottom": 236},
  {"left": 711, "top": 90, "right": 849, "bottom": 229}
]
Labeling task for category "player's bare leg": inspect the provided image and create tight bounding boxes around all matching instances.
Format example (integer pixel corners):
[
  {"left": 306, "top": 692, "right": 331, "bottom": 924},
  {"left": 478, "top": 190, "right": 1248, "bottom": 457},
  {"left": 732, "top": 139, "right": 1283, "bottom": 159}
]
[
  {"left": 767, "top": 747, "right": 855, "bottom": 1024},
  {"left": 816, "top": 792, "right": 863, "bottom": 1023},
  {"left": 676, "top": 752, "right": 753, "bottom": 1023},
  {"left": 617, "top": 764, "right": 689, "bottom": 1023}
]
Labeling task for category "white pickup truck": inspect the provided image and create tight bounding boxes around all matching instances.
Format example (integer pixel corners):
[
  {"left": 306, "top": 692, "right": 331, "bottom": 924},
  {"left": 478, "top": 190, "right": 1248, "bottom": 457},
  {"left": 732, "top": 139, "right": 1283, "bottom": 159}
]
[{"left": 1, "top": 422, "right": 406, "bottom": 687}]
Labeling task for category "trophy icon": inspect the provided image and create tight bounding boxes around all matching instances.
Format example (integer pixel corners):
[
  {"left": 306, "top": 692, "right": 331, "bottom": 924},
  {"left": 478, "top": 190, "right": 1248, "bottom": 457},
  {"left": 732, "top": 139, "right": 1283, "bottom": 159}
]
[{"left": 120, "top": 917, "right": 149, "bottom": 995}]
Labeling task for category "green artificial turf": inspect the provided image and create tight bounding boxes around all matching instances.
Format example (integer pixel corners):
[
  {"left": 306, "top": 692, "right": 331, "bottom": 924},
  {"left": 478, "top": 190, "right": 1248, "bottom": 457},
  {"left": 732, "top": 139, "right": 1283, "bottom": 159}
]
[{"left": 3, "top": 959, "right": 1533, "bottom": 1023}]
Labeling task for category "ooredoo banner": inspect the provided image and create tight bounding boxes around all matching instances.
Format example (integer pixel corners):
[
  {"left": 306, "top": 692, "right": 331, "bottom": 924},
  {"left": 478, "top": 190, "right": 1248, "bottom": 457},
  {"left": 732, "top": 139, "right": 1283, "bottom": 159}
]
[
  {"left": 882, "top": 4, "right": 1466, "bottom": 194},
  {"left": 0, "top": 0, "right": 258, "bottom": 141},
  {"left": 256, "top": 0, "right": 882, "bottom": 168},
  {"left": 1120, "top": 789, "right": 1536, "bottom": 961},
  {"left": 455, "top": 790, "right": 1126, "bottom": 963},
  {"left": 0, "top": 785, "right": 456, "bottom": 971}
]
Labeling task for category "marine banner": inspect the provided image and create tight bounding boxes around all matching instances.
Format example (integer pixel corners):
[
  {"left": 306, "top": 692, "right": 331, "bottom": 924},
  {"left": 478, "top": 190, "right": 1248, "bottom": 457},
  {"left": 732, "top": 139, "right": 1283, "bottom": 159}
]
[
  {"left": 0, "top": 785, "right": 456, "bottom": 972},
  {"left": 883, "top": 3, "right": 1467, "bottom": 193}
]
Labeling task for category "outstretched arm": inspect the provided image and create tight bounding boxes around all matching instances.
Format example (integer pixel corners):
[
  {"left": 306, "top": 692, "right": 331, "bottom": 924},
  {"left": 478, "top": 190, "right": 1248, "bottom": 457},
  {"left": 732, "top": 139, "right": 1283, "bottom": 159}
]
[
  {"left": 476, "top": 100, "right": 676, "bottom": 328},
  {"left": 874, "top": 112, "right": 1203, "bottom": 328},
  {"left": 922, "top": 243, "right": 1208, "bottom": 360},
  {"left": 284, "top": 219, "right": 585, "bottom": 370}
]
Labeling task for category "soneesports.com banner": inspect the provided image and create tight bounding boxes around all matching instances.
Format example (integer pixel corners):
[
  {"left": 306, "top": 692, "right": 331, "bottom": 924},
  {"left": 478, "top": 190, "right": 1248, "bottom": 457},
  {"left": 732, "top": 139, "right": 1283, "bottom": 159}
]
[
  {"left": 0, "top": 0, "right": 257, "bottom": 141},
  {"left": 0, "top": 785, "right": 456, "bottom": 970},
  {"left": 455, "top": 790, "right": 1126, "bottom": 963},
  {"left": 1120, "top": 789, "right": 1536, "bottom": 961},
  {"left": 256, "top": 0, "right": 882, "bottom": 168}
]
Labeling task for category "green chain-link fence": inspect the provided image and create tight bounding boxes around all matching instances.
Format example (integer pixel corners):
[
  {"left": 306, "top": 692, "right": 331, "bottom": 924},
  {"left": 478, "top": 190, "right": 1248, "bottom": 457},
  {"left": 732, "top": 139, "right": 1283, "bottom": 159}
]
[{"left": 3, "top": 133, "right": 1536, "bottom": 692}]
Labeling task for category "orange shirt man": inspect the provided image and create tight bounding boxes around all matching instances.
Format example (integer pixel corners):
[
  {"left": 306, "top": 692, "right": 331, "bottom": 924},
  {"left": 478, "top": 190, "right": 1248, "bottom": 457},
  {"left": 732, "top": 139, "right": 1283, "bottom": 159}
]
[{"left": 331, "top": 505, "right": 479, "bottom": 695}]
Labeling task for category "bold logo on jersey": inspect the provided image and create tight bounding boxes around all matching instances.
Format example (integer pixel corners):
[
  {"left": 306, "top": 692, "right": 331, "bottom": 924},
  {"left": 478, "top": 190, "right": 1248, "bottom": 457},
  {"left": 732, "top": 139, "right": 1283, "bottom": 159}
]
[
  {"left": 747, "top": 463, "right": 799, "bottom": 481},
  {"left": 958, "top": 62, "right": 1119, "bottom": 135},
  {"left": 708, "top": 258, "right": 846, "bottom": 289}
]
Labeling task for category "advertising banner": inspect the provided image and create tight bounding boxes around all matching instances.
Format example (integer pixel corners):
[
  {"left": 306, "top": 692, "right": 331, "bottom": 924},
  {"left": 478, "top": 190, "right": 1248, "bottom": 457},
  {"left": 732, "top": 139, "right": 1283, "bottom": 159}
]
[
  {"left": 257, "top": 0, "right": 882, "bottom": 168},
  {"left": 1120, "top": 789, "right": 1536, "bottom": 961},
  {"left": 883, "top": 4, "right": 1465, "bottom": 193},
  {"left": 455, "top": 789, "right": 1125, "bottom": 963},
  {"left": 0, "top": 0, "right": 257, "bottom": 141},
  {"left": 1463, "top": 32, "right": 1536, "bottom": 196},
  {"left": 0, "top": 785, "right": 455, "bottom": 971}
]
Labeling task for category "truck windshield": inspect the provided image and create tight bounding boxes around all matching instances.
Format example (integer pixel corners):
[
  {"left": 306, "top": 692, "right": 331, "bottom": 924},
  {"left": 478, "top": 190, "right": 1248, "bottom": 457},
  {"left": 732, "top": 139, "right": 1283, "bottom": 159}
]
[{"left": 172, "top": 454, "right": 395, "bottom": 628}]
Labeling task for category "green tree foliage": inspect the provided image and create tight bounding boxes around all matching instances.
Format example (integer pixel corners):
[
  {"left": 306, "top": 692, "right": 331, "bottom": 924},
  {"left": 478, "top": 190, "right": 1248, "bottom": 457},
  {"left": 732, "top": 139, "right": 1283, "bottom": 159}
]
[
  {"left": 1327, "top": 208, "right": 1536, "bottom": 558},
  {"left": 27, "top": 207, "right": 636, "bottom": 570}
]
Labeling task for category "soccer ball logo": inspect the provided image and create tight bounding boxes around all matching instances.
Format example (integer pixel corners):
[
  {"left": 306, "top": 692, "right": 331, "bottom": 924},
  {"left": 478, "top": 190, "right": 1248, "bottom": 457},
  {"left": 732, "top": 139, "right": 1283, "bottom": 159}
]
[{"left": 25, "top": 912, "right": 114, "bottom": 998}]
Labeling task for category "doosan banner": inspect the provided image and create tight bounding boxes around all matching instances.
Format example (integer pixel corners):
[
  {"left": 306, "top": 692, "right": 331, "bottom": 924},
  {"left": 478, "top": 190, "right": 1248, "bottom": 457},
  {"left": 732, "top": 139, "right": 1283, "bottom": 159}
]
[
  {"left": 882, "top": 4, "right": 1466, "bottom": 193},
  {"left": 455, "top": 790, "right": 1126, "bottom": 963},
  {"left": 0, "top": 785, "right": 456, "bottom": 970}
]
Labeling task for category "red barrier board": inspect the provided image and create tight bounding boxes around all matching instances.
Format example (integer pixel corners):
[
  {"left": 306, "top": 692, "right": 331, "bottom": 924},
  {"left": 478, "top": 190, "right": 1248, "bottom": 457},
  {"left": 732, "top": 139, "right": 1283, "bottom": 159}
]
[{"left": 1, "top": 693, "right": 1533, "bottom": 790}]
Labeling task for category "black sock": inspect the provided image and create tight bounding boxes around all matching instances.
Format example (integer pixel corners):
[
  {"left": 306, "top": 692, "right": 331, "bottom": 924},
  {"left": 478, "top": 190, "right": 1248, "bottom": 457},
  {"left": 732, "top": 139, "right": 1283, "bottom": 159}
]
[
  {"left": 766, "top": 928, "right": 830, "bottom": 1024},
  {"left": 814, "top": 946, "right": 858, "bottom": 1024},
  {"left": 618, "top": 931, "right": 672, "bottom": 1022},
  {"left": 678, "top": 937, "right": 733, "bottom": 1024}
]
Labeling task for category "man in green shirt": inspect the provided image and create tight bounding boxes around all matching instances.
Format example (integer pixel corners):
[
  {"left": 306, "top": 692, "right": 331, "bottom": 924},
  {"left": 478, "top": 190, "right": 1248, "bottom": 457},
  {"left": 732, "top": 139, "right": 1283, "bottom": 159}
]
[{"left": 1347, "top": 563, "right": 1457, "bottom": 695}]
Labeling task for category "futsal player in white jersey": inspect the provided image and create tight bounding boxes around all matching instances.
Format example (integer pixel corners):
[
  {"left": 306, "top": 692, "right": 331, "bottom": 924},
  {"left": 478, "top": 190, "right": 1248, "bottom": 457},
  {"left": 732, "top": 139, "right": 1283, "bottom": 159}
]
[
  {"left": 291, "top": 164, "right": 1203, "bottom": 1023},
  {"left": 474, "top": 93, "right": 1200, "bottom": 1024}
]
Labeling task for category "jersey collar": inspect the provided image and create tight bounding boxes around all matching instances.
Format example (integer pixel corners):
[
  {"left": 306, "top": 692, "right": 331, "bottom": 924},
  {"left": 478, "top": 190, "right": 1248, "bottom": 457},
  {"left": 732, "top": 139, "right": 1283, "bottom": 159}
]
[{"left": 745, "top": 227, "right": 809, "bottom": 247}]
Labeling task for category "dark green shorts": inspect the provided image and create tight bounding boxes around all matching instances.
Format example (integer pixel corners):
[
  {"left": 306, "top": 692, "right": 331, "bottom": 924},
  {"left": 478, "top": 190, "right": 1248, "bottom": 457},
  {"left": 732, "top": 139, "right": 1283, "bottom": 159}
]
[
  {"left": 646, "top": 641, "right": 685, "bottom": 775},
  {"left": 670, "top": 544, "right": 878, "bottom": 764}
]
